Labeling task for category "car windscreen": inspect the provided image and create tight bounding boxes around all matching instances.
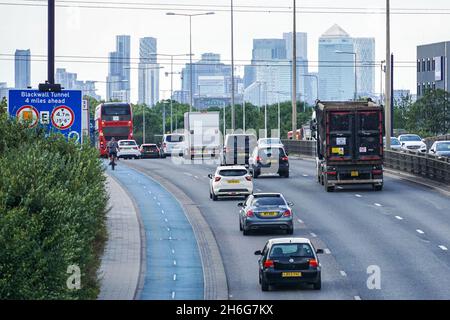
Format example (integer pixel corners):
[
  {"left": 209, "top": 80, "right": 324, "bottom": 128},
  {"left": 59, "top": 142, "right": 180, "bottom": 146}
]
[
  {"left": 400, "top": 135, "right": 421, "bottom": 142},
  {"left": 166, "top": 135, "right": 184, "bottom": 142},
  {"left": 258, "top": 148, "right": 286, "bottom": 157},
  {"left": 218, "top": 169, "right": 248, "bottom": 176},
  {"left": 252, "top": 197, "right": 286, "bottom": 207},
  {"left": 119, "top": 141, "right": 137, "bottom": 146},
  {"left": 269, "top": 244, "right": 314, "bottom": 258},
  {"left": 436, "top": 142, "right": 450, "bottom": 151},
  {"left": 260, "top": 138, "right": 281, "bottom": 144},
  {"left": 102, "top": 104, "right": 130, "bottom": 116},
  {"left": 391, "top": 138, "right": 401, "bottom": 145}
]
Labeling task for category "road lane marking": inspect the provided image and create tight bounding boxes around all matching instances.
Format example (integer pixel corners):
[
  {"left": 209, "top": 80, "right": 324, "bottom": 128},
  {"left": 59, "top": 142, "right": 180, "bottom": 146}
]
[
  {"left": 340, "top": 271, "right": 347, "bottom": 277},
  {"left": 297, "top": 219, "right": 304, "bottom": 224},
  {"left": 173, "top": 260, "right": 177, "bottom": 266},
  {"left": 374, "top": 203, "right": 382, "bottom": 207},
  {"left": 324, "top": 248, "right": 331, "bottom": 254},
  {"left": 416, "top": 229, "right": 425, "bottom": 234},
  {"left": 256, "top": 188, "right": 262, "bottom": 192},
  {"left": 157, "top": 202, "right": 160, "bottom": 206},
  {"left": 183, "top": 173, "right": 193, "bottom": 177},
  {"left": 164, "top": 218, "right": 168, "bottom": 223},
  {"left": 302, "top": 174, "right": 309, "bottom": 177},
  {"left": 172, "top": 291, "right": 176, "bottom": 299},
  {"left": 395, "top": 216, "right": 403, "bottom": 220},
  {"left": 355, "top": 194, "right": 362, "bottom": 198},
  {"left": 194, "top": 176, "right": 199, "bottom": 179},
  {"left": 172, "top": 249, "right": 175, "bottom": 254},
  {"left": 167, "top": 228, "right": 170, "bottom": 232},
  {"left": 354, "top": 296, "right": 362, "bottom": 300},
  {"left": 337, "top": 186, "right": 343, "bottom": 190},
  {"left": 310, "top": 232, "right": 317, "bottom": 238},
  {"left": 173, "top": 274, "right": 177, "bottom": 281},
  {"left": 438, "top": 245, "right": 448, "bottom": 251}
]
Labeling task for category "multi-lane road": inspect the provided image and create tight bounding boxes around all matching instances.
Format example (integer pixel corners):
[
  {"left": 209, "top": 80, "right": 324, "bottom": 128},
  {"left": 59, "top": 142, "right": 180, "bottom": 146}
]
[{"left": 122, "top": 157, "right": 450, "bottom": 300}]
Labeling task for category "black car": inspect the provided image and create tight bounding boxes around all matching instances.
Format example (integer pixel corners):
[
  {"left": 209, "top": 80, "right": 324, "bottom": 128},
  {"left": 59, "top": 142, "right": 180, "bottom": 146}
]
[
  {"left": 254, "top": 238, "right": 323, "bottom": 291},
  {"left": 238, "top": 193, "right": 294, "bottom": 235},
  {"left": 249, "top": 146, "right": 289, "bottom": 178},
  {"left": 140, "top": 144, "right": 160, "bottom": 159}
]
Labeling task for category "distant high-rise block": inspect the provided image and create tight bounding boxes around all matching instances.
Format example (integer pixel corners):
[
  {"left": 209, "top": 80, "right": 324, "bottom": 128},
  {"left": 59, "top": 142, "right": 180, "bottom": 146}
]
[
  {"left": 353, "top": 37, "right": 375, "bottom": 97},
  {"left": 318, "top": 24, "right": 355, "bottom": 101},
  {"left": 107, "top": 35, "right": 130, "bottom": 102},
  {"left": 15, "top": 49, "right": 31, "bottom": 89},
  {"left": 138, "top": 37, "right": 159, "bottom": 106}
]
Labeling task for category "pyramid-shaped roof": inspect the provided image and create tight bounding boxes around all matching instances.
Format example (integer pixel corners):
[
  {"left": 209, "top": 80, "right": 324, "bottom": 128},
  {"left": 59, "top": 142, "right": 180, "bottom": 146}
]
[{"left": 321, "top": 24, "right": 350, "bottom": 38}]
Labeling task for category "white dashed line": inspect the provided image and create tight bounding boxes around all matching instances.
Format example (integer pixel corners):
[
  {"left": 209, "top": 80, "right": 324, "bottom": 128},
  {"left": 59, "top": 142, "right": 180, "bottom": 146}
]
[
  {"left": 172, "top": 249, "right": 175, "bottom": 254},
  {"left": 157, "top": 202, "right": 161, "bottom": 206},
  {"left": 340, "top": 270, "right": 347, "bottom": 277},
  {"left": 354, "top": 296, "right": 362, "bottom": 300},
  {"left": 324, "top": 248, "right": 331, "bottom": 254},
  {"left": 173, "top": 260, "right": 177, "bottom": 266},
  {"left": 302, "top": 174, "right": 309, "bottom": 177},
  {"left": 173, "top": 274, "right": 177, "bottom": 281},
  {"left": 395, "top": 216, "right": 403, "bottom": 220},
  {"left": 194, "top": 176, "right": 199, "bottom": 179},
  {"left": 164, "top": 218, "right": 168, "bottom": 223},
  {"left": 416, "top": 229, "right": 425, "bottom": 234},
  {"left": 172, "top": 291, "right": 176, "bottom": 299},
  {"left": 256, "top": 188, "right": 262, "bottom": 192},
  {"left": 438, "top": 245, "right": 448, "bottom": 251},
  {"left": 297, "top": 219, "right": 304, "bottom": 224},
  {"left": 161, "top": 210, "right": 165, "bottom": 214},
  {"left": 337, "top": 186, "right": 343, "bottom": 190},
  {"left": 374, "top": 203, "right": 382, "bottom": 207},
  {"left": 355, "top": 194, "right": 362, "bottom": 198},
  {"left": 183, "top": 173, "right": 192, "bottom": 177},
  {"left": 310, "top": 232, "right": 317, "bottom": 238},
  {"left": 167, "top": 228, "right": 171, "bottom": 232}
]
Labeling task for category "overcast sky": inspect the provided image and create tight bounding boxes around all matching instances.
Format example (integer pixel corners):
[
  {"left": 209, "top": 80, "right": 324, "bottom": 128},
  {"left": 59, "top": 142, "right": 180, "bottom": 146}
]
[{"left": 1, "top": 0, "right": 450, "bottom": 101}]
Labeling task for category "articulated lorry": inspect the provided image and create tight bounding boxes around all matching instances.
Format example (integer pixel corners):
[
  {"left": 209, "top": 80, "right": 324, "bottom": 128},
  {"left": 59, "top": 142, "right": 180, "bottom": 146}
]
[
  {"left": 184, "top": 111, "right": 221, "bottom": 159},
  {"left": 312, "top": 100, "right": 384, "bottom": 192}
]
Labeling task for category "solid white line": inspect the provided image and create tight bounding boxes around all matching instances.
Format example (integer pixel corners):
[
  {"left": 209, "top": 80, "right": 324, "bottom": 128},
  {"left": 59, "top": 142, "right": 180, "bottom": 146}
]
[
  {"left": 297, "top": 219, "right": 304, "bottom": 224},
  {"left": 395, "top": 216, "right": 403, "bottom": 220},
  {"left": 340, "top": 270, "right": 347, "bottom": 277},
  {"left": 355, "top": 194, "right": 362, "bottom": 198},
  {"left": 438, "top": 245, "right": 448, "bottom": 251},
  {"left": 310, "top": 232, "right": 317, "bottom": 238},
  {"left": 374, "top": 203, "right": 382, "bottom": 207},
  {"left": 354, "top": 296, "right": 362, "bottom": 300},
  {"left": 324, "top": 248, "right": 331, "bottom": 254},
  {"left": 172, "top": 291, "right": 176, "bottom": 299},
  {"left": 416, "top": 229, "right": 425, "bottom": 234}
]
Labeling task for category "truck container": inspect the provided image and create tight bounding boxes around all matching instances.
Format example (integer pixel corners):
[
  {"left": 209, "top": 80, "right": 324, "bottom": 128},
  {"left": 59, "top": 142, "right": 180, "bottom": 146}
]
[
  {"left": 312, "top": 100, "right": 384, "bottom": 192},
  {"left": 184, "top": 111, "right": 221, "bottom": 159}
]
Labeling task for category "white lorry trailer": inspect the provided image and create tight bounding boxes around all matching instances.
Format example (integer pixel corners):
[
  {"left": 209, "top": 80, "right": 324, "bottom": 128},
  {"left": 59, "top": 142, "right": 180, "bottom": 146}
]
[{"left": 184, "top": 111, "right": 221, "bottom": 159}]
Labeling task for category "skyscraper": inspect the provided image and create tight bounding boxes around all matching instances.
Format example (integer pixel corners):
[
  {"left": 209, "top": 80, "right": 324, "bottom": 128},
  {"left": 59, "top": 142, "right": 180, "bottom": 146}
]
[
  {"left": 353, "top": 37, "right": 375, "bottom": 97},
  {"left": 107, "top": 35, "right": 130, "bottom": 102},
  {"left": 56, "top": 68, "right": 101, "bottom": 100},
  {"left": 318, "top": 24, "right": 355, "bottom": 101},
  {"left": 15, "top": 49, "right": 31, "bottom": 89},
  {"left": 138, "top": 37, "right": 159, "bottom": 106}
]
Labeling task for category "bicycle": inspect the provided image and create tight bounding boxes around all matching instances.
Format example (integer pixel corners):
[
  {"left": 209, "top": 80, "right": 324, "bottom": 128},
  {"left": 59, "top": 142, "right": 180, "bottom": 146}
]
[{"left": 109, "top": 153, "right": 117, "bottom": 170}]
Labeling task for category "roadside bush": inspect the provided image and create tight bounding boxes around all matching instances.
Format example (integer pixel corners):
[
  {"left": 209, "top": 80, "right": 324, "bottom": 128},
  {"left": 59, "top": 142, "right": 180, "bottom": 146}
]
[{"left": 0, "top": 118, "right": 107, "bottom": 299}]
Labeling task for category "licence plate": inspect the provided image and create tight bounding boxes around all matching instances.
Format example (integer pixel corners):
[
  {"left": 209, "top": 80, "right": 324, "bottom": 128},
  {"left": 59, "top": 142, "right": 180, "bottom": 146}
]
[
  {"left": 261, "top": 212, "right": 277, "bottom": 217},
  {"left": 282, "top": 272, "right": 302, "bottom": 277},
  {"left": 228, "top": 180, "right": 240, "bottom": 184},
  {"left": 351, "top": 171, "right": 359, "bottom": 177}
]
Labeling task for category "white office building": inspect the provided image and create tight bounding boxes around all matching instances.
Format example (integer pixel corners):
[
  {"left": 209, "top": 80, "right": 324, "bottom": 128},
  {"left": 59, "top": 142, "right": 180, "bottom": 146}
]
[
  {"left": 138, "top": 37, "right": 159, "bottom": 106},
  {"left": 353, "top": 37, "right": 375, "bottom": 98}
]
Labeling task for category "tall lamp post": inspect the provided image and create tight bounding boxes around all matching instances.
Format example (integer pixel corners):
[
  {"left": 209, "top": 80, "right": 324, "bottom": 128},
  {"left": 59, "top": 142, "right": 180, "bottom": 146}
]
[
  {"left": 166, "top": 11, "right": 215, "bottom": 111},
  {"left": 335, "top": 50, "right": 357, "bottom": 101}
]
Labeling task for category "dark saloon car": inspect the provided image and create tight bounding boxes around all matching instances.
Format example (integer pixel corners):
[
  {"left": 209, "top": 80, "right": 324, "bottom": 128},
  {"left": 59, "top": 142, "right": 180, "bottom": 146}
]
[
  {"left": 255, "top": 238, "right": 323, "bottom": 291},
  {"left": 140, "top": 144, "right": 160, "bottom": 159},
  {"left": 249, "top": 146, "right": 289, "bottom": 178},
  {"left": 238, "top": 193, "right": 293, "bottom": 235}
]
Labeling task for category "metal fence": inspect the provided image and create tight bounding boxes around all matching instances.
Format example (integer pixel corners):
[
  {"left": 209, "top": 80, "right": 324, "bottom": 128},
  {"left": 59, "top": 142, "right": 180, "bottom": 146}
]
[{"left": 282, "top": 139, "right": 450, "bottom": 184}]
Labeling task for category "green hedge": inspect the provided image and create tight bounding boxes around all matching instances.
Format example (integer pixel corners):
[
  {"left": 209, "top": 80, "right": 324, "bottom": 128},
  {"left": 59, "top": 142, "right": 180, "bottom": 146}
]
[{"left": 0, "top": 116, "right": 107, "bottom": 299}]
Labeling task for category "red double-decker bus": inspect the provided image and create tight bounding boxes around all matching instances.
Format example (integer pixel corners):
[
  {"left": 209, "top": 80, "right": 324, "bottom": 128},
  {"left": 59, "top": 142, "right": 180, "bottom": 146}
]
[{"left": 94, "top": 102, "right": 133, "bottom": 157}]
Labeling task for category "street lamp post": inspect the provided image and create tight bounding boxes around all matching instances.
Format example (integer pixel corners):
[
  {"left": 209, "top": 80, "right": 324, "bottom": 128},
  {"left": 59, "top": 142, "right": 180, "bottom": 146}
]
[
  {"left": 230, "top": 0, "right": 235, "bottom": 132},
  {"left": 335, "top": 50, "right": 357, "bottom": 101},
  {"left": 166, "top": 11, "right": 215, "bottom": 112}
]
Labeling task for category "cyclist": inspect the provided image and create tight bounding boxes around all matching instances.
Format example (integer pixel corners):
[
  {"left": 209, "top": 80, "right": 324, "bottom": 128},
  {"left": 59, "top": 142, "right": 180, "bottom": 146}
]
[{"left": 107, "top": 137, "right": 119, "bottom": 165}]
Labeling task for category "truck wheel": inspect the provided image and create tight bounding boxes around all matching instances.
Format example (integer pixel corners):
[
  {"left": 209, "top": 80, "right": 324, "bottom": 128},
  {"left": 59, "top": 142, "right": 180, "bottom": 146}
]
[{"left": 373, "top": 184, "right": 383, "bottom": 191}]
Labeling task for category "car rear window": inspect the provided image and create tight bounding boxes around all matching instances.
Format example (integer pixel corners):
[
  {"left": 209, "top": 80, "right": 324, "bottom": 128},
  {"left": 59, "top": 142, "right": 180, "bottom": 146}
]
[
  {"left": 218, "top": 169, "right": 248, "bottom": 176},
  {"left": 258, "top": 147, "right": 286, "bottom": 157},
  {"left": 142, "top": 145, "right": 157, "bottom": 151},
  {"left": 437, "top": 142, "right": 450, "bottom": 151},
  {"left": 119, "top": 141, "right": 137, "bottom": 146},
  {"left": 166, "top": 135, "right": 184, "bottom": 142},
  {"left": 252, "top": 197, "right": 286, "bottom": 207},
  {"left": 269, "top": 244, "right": 314, "bottom": 258}
]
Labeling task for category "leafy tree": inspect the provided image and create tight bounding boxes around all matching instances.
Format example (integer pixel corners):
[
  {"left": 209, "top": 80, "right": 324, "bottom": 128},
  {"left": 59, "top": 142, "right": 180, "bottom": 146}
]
[
  {"left": 0, "top": 97, "right": 6, "bottom": 117},
  {"left": 393, "top": 93, "right": 413, "bottom": 130}
]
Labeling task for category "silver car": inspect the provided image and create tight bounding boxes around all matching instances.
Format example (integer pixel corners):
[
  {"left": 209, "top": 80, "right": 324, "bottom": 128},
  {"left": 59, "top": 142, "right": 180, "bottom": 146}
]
[
  {"left": 429, "top": 140, "right": 450, "bottom": 158},
  {"left": 238, "top": 193, "right": 294, "bottom": 236}
]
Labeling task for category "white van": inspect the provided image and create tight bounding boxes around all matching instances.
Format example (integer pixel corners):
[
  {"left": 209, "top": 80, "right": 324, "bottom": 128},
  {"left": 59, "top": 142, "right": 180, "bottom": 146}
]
[
  {"left": 221, "top": 134, "right": 257, "bottom": 166},
  {"left": 161, "top": 133, "right": 186, "bottom": 157}
]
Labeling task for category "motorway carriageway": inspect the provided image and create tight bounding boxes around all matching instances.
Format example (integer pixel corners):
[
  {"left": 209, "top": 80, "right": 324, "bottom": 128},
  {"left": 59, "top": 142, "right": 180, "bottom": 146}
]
[{"left": 121, "top": 157, "right": 450, "bottom": 300}]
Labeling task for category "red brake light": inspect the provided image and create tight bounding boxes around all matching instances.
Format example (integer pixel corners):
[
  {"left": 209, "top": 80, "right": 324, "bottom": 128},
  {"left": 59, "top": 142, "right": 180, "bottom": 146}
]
[
  {"left": 256, "top": 156, "right": 262, "bottom": 162},
  {"left": 281, "top": 156, "right": 289, "bottom": 161},
  {"left": 309, "top": 259, "right": 318, "bottom": 268},
  {"left": 264, "top": 259, "right": 274, "bottom": 268},
  {"left": 283, "top": 209, "right": 291, "bottom": 217},
  {"left": 372, "top": 169, "right": 383, "bottom": 175},
  {"left": 246, "top": 210, "right": 254, "bottom": 217},
  {"left": 325, "top": 171, "right": 337, "bottom": 175},
  {"left": 245, "top": 176, "right": 252, "bottom": 181},
  {"left": 214, "top": 177, "right": 221, "bottom": 182},
  {"left": 133, "top": 146, "right": 138, "bottom": 150}
]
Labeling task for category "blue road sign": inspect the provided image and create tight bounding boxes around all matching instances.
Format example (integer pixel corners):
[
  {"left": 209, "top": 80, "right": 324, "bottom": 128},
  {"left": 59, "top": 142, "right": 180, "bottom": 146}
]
[{"left": 8, "top": 89, "right": 82, "bottom": 142}]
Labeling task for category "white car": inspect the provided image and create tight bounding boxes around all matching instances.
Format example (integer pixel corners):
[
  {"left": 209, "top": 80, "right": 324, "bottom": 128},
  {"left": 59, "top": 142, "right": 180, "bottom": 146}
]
[
  {"left": 208, "top": 166, "right": 253, "bottom": 201},
  {"left": 257, "top": 138, "right": 284, "bottom": 147},
  {"left": 117, "top": 140, "right": 141, "bottom": 159},
  {"left": 161, "top": 133, "right": 186, "bottom": 157},
  {"left": 398, "top": 134, "right": 427, "bottom": 153}
]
